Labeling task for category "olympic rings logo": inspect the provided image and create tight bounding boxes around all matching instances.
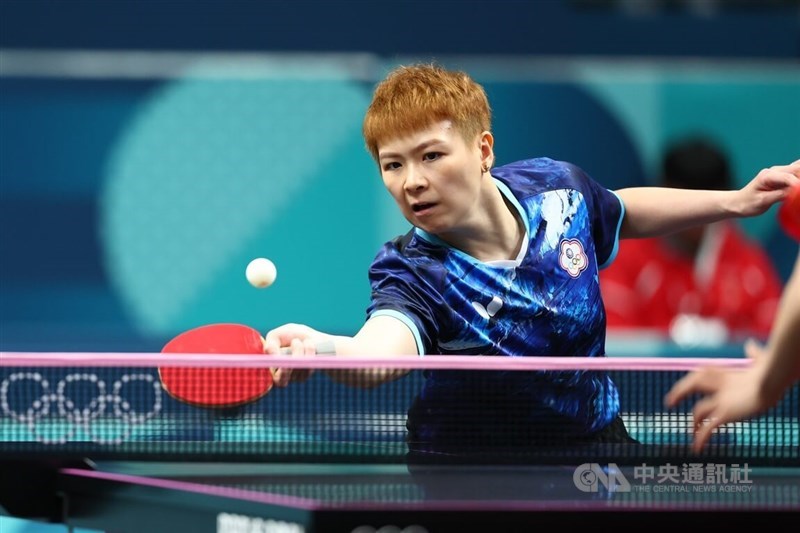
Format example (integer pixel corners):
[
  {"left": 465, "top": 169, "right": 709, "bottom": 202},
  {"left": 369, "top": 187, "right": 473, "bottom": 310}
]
[{"left": 1, "top": 371, "right": 162, "bottom": 445}]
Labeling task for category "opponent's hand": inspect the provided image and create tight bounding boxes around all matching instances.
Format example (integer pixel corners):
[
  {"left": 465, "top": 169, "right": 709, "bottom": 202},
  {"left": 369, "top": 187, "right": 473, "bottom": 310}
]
[
  {"left": 664, "top": 345, "right": 777, "bottom": 452},
  {"left": 735, "top": 160, "right": 800, "bottom": 217}
]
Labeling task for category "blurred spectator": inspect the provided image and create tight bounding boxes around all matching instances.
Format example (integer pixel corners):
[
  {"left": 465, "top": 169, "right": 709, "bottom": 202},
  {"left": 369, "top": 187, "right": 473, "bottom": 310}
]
[{"left": 600, "top": 138, "right": 783, "bottom": 344}]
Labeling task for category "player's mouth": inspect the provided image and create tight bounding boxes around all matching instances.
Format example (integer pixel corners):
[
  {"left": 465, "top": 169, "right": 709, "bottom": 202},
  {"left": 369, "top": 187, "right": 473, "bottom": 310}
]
[{"left": 411, "top": 202, "right": 437, "bottom": 216}]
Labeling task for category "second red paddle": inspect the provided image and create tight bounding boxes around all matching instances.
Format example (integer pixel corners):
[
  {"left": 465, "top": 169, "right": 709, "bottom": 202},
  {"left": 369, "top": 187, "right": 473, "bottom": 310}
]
[{"left": 778, "top": 181, "right": 800, "bottom": 242}]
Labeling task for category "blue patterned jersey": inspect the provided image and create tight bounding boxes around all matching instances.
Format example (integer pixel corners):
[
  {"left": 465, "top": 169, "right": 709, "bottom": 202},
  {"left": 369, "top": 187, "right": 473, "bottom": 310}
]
[{"left": 367, "top": 157, "right": 626, "bottom": 437}]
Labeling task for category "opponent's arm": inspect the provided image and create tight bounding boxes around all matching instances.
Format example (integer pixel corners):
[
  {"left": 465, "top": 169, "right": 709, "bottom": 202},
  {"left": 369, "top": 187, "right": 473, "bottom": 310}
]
[
  {"left": 617, "top": 161, "right": 799, "bottom": 239},
  {"left": 747, "top": 251, "right": 800, "bottom": 401}
]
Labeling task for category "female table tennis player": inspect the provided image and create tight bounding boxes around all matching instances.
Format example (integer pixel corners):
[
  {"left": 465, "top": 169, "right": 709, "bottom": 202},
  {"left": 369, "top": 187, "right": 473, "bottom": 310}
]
[{"left": 264, "top": 63, "right": 800, "bottom": 448}]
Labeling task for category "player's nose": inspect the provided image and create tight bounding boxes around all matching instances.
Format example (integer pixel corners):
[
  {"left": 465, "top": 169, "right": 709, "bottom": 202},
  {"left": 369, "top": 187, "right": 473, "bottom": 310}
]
[{"left": 403, "top": 164, "right": 428, "bottom": 192}]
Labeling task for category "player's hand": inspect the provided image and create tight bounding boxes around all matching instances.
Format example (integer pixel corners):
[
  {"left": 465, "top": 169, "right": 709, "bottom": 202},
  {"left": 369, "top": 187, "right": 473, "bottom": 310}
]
[
  {"left": 664, "top": 358, "right": 776, "bottom": 453},
  {"left": 743, "top": 337, "right": 768, "bottom": 361},
  {"left": 263, "top": 323, "right": 326, "bottom": 387},
  {"left": 735, "top": 160, "right": 800, "bottom": 217}
]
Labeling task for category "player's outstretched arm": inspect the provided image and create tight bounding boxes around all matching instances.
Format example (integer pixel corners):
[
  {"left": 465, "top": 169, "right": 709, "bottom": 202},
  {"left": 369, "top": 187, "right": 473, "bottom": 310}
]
[
  {"left": 264, "top": 316, "right": 418, "bottom": 388},
  {"left": 617, "top": 160, "right": 800, "bottom": 239},
  {"left": 665, "top": 251, "right": 800, "bottom": 452}
]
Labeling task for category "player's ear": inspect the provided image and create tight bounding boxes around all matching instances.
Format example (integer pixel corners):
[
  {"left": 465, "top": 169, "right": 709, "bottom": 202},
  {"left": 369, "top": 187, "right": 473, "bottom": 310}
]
[{"left": 479, "top": 131, "right": 495, "bottom": 172}]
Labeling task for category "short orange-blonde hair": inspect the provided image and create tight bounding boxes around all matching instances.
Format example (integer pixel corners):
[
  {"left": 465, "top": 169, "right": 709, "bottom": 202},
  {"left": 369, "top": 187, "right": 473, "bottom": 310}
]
[{"left": 362, "top": 64, "right": 492, "bottom": 161}]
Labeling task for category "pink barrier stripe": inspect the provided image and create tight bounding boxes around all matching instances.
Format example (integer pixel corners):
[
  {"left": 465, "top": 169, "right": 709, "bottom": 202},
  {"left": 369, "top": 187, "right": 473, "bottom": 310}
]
[
  {"left": 1, "top": 352, "right": 751, "bottom": 371},
  {"left": 60, "top": 468, "right": 321, "bottom": 510}
]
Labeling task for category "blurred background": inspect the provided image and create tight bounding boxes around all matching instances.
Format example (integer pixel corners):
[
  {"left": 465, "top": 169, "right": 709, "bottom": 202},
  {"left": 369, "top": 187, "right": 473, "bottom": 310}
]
[{"left": 1, "top": 0, "right": 799, "bottom": 354}]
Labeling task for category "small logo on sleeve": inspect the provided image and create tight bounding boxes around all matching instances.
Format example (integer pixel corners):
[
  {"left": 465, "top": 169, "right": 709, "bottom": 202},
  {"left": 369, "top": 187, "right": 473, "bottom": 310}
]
[{"left": 559, "top": 239, "right": 588, "bottom": 278}]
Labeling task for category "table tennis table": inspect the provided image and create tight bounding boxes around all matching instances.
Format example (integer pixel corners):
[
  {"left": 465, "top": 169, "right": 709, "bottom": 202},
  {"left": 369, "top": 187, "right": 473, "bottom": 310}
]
[{"left": 55, "top": 460, "right": 799, "bottom": 532}]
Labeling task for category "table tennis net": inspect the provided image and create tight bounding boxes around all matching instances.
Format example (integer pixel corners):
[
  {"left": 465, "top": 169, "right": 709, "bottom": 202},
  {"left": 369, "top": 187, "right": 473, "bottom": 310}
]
[{"left": 1, "top": 354, "right": 797, "bottom": 466}]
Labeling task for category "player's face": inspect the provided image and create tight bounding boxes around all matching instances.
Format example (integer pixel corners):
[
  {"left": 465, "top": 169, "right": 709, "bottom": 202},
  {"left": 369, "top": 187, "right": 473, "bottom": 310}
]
[{"left": 377, "top": 120, "right": 490, "bottom": 235}]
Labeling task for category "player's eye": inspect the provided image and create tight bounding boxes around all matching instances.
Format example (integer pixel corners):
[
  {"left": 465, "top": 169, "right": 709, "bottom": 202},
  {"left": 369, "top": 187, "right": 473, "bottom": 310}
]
[
  {"left": 423, "top": 152, "right": 441, "bottom": 162},
  {"left": 382, "top": 161, "right": 401, "bottom": 172}
]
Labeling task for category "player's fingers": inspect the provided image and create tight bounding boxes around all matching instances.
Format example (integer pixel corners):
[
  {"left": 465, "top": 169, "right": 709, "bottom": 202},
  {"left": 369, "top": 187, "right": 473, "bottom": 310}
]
[
  {"left": 767, "top": 161, "right": 800, "bottom": 173},
  {"left": 303, "top": 338, "right": 317, "bottom": 356},
  {"left": 265, "top": 335, "right": 287, "bottom": 386},
  {"left": 743, "top": 338, "right": 765, "bottom": 360},
  {"left": 282, "top": 340, "right": 316, "bottom": 382},
  {"left": 693, "top": 414, "right": 722, "bottom": 453},
  {"left": 275, "top": 338, "right": 305, "bottom": 386},
  {"left": 290, "top": 337, "right": 305, "bottom": 356},
  {"left": 272, "top": 368, "right": 291, "bottom": 388},
  {"left": 264, "top": 323, "right": 315, "bottom": 351},
  {"left": 692, "top": 398, "right": 718, "bottom": 432},
  {"left": 265, "top": 326, "right": 300, "bottom": 354},
  {"left": 767, "top": 166, "right": 800, "bottom": 189},
  {"left": 264, "top": 332, "right": 285, "bottom": 386},
  {"left": 756, "top": 165, "right": 799, "bottom": 190},
  {"left": 782, "top": 171, "right": 800, "bottom": 189},
  {"left": 664, "top": 367, "right": 718, "bottom": 407},
  {"left": 664, "top": 375, "right": 695, "bottom": 408},
  {"left": 694, "top": 403, "right": 737, "bottom": 452},
  {"left": 263, "top": 331, "right": 282, "bottom": 355},
  {"left": 766, "top": 160, "right": 800, "bottom": 174}
]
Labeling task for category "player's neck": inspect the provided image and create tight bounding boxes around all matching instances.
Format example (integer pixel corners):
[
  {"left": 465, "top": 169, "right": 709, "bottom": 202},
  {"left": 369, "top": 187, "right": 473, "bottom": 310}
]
[{"left": 441, "top": 182, "right": 524, "bottom": 262}]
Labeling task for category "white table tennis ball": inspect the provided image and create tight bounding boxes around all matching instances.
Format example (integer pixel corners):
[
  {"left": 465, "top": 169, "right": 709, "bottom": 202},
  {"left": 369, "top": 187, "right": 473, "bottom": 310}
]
[{"left": 246, "top": 258, "right": 277, "bottom": 288}]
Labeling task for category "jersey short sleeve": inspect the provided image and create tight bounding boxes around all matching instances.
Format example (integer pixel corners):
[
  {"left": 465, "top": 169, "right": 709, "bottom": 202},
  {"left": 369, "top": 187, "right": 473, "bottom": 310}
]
[
  {"left": 366, "top": 233, "right": 446, "bottom": 355},
  {"left": 563, "top": 162, "right": 625, "bottom": 269}
]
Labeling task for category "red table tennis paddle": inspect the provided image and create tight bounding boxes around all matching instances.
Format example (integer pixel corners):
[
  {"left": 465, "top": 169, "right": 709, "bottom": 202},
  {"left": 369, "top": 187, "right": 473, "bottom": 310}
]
[
  {"left": 159, "top": 323, "right": 271, "bottom": 408},
  {"left": 159, "top": 323, "right": 335, "bottom": 409},
  {"left": 778, "top": 181, "right": 800, "bottom": 242}
]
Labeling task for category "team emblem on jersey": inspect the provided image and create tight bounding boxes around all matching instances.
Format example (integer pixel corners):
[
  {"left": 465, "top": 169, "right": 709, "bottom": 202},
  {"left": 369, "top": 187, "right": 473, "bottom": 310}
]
[{"left": 559, "top": 239, "right": 588, "bottom": 278}]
